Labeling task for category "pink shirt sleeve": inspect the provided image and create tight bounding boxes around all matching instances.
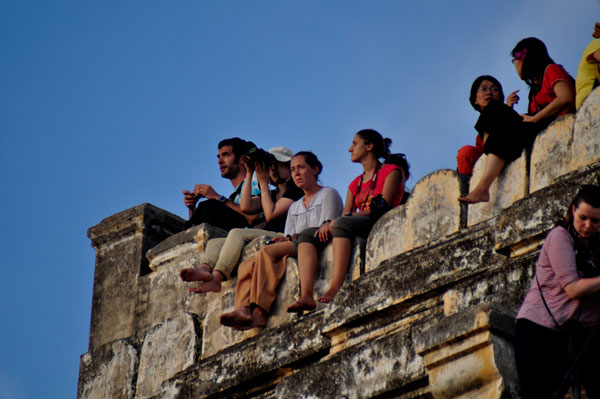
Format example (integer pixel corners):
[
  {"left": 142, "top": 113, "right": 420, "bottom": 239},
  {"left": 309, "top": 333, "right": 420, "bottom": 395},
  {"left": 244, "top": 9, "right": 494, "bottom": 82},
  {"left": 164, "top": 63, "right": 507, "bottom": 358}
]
[{"left": 545, "top": 227, "right": 580, "bottom": 288}]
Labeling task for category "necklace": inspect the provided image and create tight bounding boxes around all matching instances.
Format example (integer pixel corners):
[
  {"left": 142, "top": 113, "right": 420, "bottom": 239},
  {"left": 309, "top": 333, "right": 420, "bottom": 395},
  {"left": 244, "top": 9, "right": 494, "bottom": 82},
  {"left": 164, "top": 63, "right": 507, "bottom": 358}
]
[{"left": 354, "top": 163, "right": 380, "bottom": 211}]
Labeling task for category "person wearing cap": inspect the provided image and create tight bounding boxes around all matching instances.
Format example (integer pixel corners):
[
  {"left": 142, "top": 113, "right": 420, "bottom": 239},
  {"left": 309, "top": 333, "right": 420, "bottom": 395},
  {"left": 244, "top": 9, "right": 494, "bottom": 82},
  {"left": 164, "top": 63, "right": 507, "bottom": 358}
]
[{"left": 180, "top": 146, "right": 303, "bottom": 294}]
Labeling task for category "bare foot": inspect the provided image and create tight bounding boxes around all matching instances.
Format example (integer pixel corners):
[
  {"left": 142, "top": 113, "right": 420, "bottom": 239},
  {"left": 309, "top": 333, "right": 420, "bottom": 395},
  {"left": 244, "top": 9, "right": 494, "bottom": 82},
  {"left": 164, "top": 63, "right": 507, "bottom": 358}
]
[
  {"left": 179, "top": 264, "right": 212, "bottom": 282},
  {"left": 249, "top": 306, "right": 268, "bottom": 328},
  {"left": 287, "top": 298, "right": 317, "bottom": 313},
  {"left": 318, "top": 287, "right": 341, "bottom": 303},
  {"left": 220, "top": 308, "right": 252, "bottom": 327},
  {"left": 188, "top": 279, "right": 222, "bottom": 294},
  {"left": 458, "top": 190, "right": 490, "bottom": 204},
  {"left": 228, "top": 307, "right": 268, "bottom": 330}
]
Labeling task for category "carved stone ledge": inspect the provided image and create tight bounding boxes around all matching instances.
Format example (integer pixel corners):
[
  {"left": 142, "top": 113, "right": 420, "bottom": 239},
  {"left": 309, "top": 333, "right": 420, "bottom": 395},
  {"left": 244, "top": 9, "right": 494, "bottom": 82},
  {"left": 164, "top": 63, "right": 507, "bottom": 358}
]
[
  {"left": 494, "top": 162, "right": 600, "bottom": 257},
  {"left": 416, "top": 304, "right": 519, "bottom": 399},
  {"left": 145, "top": 223, "right": 227, "bottom": 272}
]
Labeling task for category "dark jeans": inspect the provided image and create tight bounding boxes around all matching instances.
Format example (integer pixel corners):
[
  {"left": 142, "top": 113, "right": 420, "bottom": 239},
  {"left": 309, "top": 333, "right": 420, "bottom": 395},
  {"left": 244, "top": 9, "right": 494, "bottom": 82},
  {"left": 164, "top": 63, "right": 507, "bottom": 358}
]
[
  {"left": 514, "top": 318, "right": 600, "bottom": 399},
  {"left": 185, "top": 199, "right": 249, "bottom": 231}
]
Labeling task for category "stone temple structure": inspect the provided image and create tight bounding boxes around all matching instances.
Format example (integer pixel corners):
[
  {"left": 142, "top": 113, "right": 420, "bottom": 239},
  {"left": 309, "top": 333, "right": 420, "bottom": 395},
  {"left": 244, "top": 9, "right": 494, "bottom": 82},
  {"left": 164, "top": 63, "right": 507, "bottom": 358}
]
[{"left": 78, "top": 88, "right": 600, "bottom": 399}]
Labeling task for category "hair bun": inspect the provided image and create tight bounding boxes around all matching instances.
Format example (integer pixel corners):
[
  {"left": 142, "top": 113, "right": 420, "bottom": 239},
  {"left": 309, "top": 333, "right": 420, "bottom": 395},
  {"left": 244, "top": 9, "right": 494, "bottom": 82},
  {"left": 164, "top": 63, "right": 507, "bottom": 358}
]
[{"left": 383, "top": 138, "right": 392, "bottom": 157}]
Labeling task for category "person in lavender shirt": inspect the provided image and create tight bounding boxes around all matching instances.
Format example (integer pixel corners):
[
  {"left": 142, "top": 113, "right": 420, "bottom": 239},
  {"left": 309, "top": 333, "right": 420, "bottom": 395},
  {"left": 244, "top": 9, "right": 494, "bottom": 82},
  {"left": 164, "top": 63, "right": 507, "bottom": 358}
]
[{"left": 515, "top": 185, "right": 600, "bottom": 398}]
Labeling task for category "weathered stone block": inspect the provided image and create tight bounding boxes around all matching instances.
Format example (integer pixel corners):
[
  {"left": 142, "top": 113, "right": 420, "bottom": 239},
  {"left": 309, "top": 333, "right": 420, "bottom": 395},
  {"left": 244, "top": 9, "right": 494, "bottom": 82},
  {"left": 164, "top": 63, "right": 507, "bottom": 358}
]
[
  {"left": 276, "top": 325, "right": 428, "bottom": 399},
  {"left": 87, "top": 203, "right": 185, "bottom": 352},
  {"left": 325, "top": 224, "right": 497, "bottom": 334},
  {"left": 467, "top": 151, "right": 528, "bottom": 226},
  {"left": 158, "top": 313, "right": 329, "bottom": 398},
  {"left": 530, "top": 114, "right": 575, "bottom": 193},
  {"left": 416, "top": 304, "right": 519, "bottom": 399},
  {"left": 495, "top": 163, "right": 600, "bottom": 257},
  {"left": 366, "top": 170, "right": 466, "bottom": 272},
  {"left": 146, "top": 224, "right": 227, "bottom": 271},
  {"left": 366, "top": 204, "right": 407, "bottom": 273},
  {"left": 134, "top": 263, "right": 207, "bottom": 338},
  {"left": 78, "top": 340, "right": 138, "bottom": 399},
  {"left": 135, "top": 314, "right": 199, "bottom": 399},
  {"left": 572, "top": 86, "right": 600, "bottom": 171}
]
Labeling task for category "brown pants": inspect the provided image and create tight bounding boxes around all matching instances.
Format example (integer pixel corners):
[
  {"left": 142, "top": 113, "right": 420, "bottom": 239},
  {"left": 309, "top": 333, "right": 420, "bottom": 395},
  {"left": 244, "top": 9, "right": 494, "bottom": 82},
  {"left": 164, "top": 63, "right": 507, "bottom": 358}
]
[{"left": 234, "top": 241, "right": 297, "bottom": 313}]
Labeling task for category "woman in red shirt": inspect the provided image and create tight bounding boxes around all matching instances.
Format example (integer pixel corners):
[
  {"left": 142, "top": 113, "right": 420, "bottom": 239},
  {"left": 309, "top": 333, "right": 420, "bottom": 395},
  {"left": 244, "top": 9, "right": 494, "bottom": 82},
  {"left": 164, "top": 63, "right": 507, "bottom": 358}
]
[
  {"left": 287, "top": 129, "right": 409, "bottom": 312},
  {"left": 511, "top": 37, "right": 576, "bottom": 125},
  {"left": 460, "top": 38, "right": 575, "bottom": 204}
]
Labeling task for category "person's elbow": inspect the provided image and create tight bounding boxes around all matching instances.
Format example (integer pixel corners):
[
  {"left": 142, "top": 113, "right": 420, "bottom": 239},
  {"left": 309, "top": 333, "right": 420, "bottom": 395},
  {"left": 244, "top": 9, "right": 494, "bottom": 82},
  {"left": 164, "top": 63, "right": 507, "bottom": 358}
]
[
  {"left": 564, "top": 281, "right": 583, "bottom": 299},
  {"left": 239, "top": 202, "right": 251, "bottom": 213}
]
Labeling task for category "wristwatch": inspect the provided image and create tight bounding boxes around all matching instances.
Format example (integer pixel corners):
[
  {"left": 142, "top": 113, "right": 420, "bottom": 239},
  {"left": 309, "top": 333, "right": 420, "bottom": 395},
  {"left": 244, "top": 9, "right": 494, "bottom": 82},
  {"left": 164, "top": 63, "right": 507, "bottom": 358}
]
[{"left": 218, "top": 195, "right": 228, "bottom": 203}]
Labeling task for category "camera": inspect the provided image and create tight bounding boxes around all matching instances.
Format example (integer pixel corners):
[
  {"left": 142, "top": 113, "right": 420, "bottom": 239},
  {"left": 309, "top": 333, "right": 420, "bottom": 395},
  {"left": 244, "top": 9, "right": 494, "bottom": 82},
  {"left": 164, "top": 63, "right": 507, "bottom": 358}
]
[{"left": 244, "top": 142, "right": 276, "bottom": 167}]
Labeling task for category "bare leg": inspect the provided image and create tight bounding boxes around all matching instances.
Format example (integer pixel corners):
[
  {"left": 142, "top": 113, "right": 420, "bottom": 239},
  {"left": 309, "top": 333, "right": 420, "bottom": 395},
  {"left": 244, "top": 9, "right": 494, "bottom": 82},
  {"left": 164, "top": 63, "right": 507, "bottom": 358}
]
[
  {"left": 458, "top": 154, "right": 506, "bottom": 204},
  {"left": 287, "top": 242, "right": 318, "bottom": 313},
  {"left": 189, "top": 270, "right": 225, "bottom": 293},
  {"left": 318, "top": 237, "right": 351, "bottom": 303},
  {"left": 220, "top": 306, "right": 252, "bottom": 327},
  {"left": 179, "top": 263, "right": 212, "bottom": 282}
]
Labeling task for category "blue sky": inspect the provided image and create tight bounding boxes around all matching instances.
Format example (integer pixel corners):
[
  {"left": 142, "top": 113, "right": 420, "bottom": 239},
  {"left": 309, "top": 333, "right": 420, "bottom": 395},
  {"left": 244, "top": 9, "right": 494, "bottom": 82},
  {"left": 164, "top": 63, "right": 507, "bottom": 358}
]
[{"left": 1, "top": 1, "right": 598, "bottom": 398}]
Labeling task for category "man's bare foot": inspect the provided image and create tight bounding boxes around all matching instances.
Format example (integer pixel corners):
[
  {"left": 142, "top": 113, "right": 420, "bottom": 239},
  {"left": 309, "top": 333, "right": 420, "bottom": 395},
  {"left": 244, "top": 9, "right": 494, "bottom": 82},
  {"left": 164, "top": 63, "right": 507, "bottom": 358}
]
[
  {"left": 179, "top": 264, "right": 212, "bottom": 282},
  {"left": 318, "top": 287, "right": 341, "bottom": 303},
  {"left": 188, "top": 279, "right": 222, "bottom": 294},
  {"left": 287, "top": 297, "right": 317, "bottom": 313},
  {"left": 458, "top": 190, "right": 490, "bottom": 204},
  {"left": 220, "top": 308, "right": 252, "bottom": 327}
]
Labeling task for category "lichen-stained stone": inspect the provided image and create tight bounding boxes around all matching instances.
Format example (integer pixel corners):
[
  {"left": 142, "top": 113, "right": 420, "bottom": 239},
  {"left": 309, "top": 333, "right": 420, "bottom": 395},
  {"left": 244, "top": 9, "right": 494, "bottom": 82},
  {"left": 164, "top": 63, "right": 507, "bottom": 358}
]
[
  {"left": 146, "top": 224, "right": 227, "bottom": 271},
  {"left": 135, "top": 314, "right": 199, "bottom": 399},
  {"left": 530, "top": 114, "right": 575, "bottom": 193},
  {"left": 325, "top": 224, "right": 497, "bottom": 334},
  {"left": 467, "top": 151, "right": 528, "bottom": 227},
  {"left": 199, "top": 279, "right": 247, "bottom": 358},
  {"left": 158, "top": 313, "right": 329, "bottom": 398},
  {"left": 366, "top": 204, "right": 408, "bottom": 273},
  {"left": 134, "top": 263, "right": 207, "bottom": 338},
  {"left": 366, "top": 170, "right": 465, "bottom": 272},
  {"left": 495, "top": 163, "right": 600, "bottom": 257},
  {"left": 87, "top": 203, "right": 185, "bottom": 352},
  {"left": 434, "top": 253, "right": 537, "bottom": 321},
  {"left": 78, "top": 340, "right": 138, "bottom": 399},
  {"left": 403, "top": 170, "right": 465, "bottom": 250},
  {"left": 275, "top": 325, "right": 428, "bottom": 399},
  {"left": 572, "top": 86, "right": 600, "bottom": 171},
  {"left": 201, "top": 257, "right": 300, "bottom": 358},
  {"left": 416, "top": 304, "right": 520, "bottom": 399}
]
